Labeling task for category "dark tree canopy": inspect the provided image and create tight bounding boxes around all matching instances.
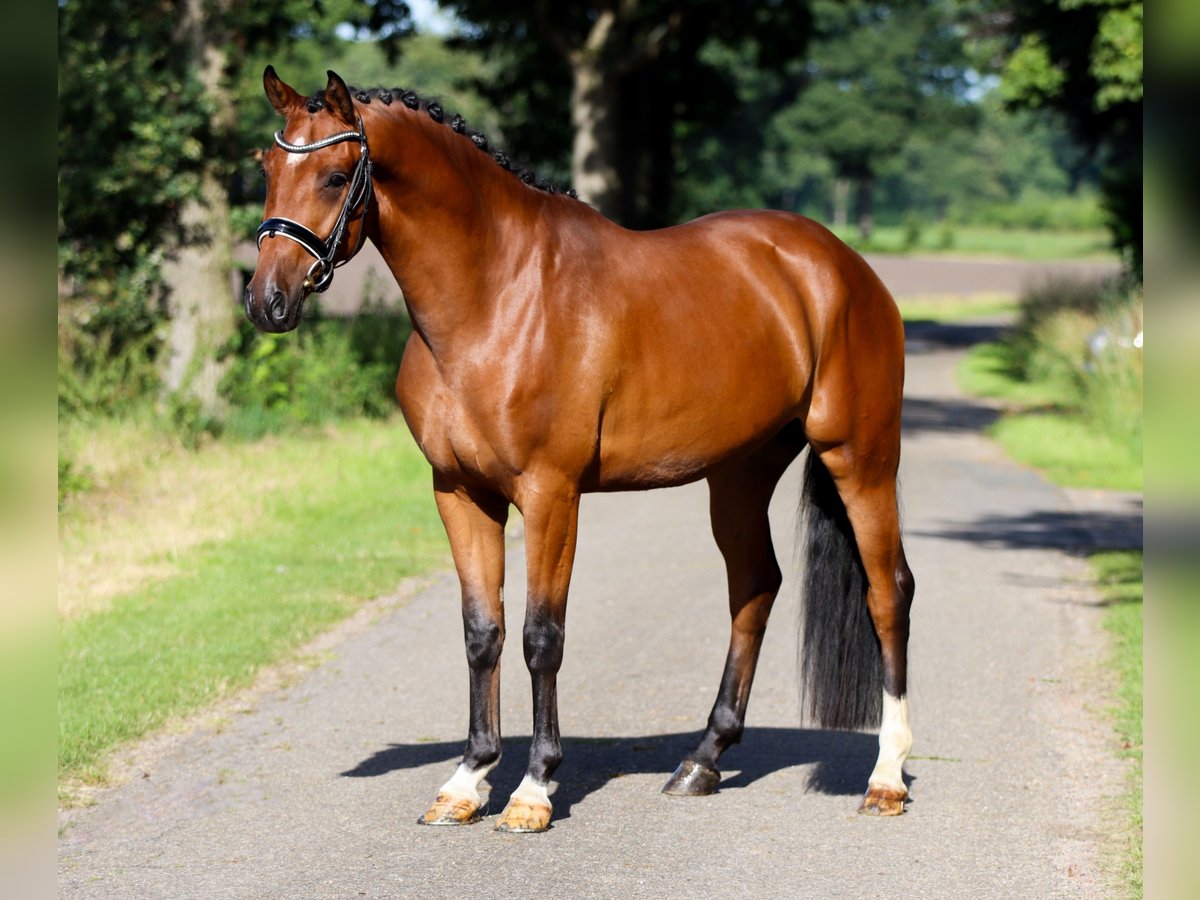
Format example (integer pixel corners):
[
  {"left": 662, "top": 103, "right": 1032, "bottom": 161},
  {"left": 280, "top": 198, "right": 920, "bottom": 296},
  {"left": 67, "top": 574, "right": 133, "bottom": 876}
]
[
  {"left": 998, "top": 0, "right": 1142, "bottom": 275},
  {"left": 406, "top": 1, "right": 815, "bottom": 227}
]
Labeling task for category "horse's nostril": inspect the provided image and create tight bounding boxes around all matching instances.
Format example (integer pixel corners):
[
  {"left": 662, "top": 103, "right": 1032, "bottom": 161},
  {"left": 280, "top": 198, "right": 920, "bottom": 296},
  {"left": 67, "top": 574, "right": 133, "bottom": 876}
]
[
  {"left": 267, "top": 291, "right": 288, "bottom": 324},
  {"left": 243, "top": 285, "right": 255, "bottom": 320}
]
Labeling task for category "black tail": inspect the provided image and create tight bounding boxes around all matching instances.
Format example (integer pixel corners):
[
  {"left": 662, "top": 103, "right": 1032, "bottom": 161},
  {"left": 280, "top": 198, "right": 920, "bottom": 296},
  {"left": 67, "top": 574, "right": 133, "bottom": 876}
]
[{"left": 798, "top": 450, "right": 883, "bottom": 730}]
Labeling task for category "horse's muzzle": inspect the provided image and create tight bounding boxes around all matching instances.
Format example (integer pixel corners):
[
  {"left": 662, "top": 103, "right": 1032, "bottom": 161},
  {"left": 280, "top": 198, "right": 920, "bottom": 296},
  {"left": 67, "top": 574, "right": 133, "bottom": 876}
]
[{"left": 244, "top": 282, "right": 304, "bottom": 333}]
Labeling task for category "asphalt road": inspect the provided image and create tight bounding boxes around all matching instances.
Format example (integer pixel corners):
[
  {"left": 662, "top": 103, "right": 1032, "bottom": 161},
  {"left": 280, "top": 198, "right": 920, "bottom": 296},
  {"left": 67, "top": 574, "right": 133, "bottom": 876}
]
[{"left": 60, "top": 270, "right": 1137, "bottom": 898}]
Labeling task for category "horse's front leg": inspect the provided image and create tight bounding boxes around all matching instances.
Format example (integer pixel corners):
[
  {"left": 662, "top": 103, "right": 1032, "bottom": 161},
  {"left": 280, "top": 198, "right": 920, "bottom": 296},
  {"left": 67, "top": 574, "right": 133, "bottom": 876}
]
[
  {"left": 419, "top": 478, "right": 509, "bottom": 826},
  {"left": 494, "top": 480, "right": 581, "bottom": 833}
]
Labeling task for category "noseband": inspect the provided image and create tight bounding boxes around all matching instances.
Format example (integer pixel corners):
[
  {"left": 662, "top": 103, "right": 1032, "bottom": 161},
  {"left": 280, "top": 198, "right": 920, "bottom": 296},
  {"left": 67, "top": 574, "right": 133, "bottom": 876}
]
[{"left": 256, "top": 117, "right": 373, "bottom": 293}]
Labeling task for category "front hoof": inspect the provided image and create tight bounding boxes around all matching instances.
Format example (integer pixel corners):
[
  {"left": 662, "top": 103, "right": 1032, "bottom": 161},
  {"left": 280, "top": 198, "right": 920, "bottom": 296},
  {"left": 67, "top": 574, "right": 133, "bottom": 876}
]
[
  {"left": 494, "top": 798, "right": 552, "bottom": 833},
  {"left": 662, "top": 759, "right": 720, "bottom": 796},
  {"left": 417, "top": 792, "right": 483, "bottom": 826},
  {"left": 859, "top": 785, "right": 907, "bottom": 816}
]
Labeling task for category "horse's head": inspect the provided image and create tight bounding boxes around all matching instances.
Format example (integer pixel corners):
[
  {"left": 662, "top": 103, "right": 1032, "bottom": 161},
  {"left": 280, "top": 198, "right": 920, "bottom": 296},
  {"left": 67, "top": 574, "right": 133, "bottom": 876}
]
[{"left": 245, "top": 67, "right": 373, "bottom": 332}]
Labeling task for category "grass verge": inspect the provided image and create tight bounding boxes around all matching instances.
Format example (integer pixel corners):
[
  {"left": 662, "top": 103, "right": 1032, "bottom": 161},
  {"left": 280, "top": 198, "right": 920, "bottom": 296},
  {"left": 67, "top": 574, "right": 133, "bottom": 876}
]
[
  {"left": 958, "top": 341, "right": 1141, "bottom": 491},
  {"left": 832, "top": 224, "right": 1115, "bottom": 260},
  {"left": 58, "top": 417, "right": 447, "bottom": 787},
  {"left": 1091, "top": 551, "right": 1143, "bottom": 897},
  {"left": 955, "top": 276, "right": 1141, "bottom": 894},
  {"left": 895, "top": 292, "right": 1018, "bottom": 323}
]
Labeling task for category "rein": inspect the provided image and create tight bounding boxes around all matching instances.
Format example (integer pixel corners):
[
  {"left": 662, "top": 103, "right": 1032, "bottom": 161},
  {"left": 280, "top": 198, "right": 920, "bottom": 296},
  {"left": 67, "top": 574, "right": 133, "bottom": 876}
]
[{"left": 256, "top": 117, "right": 373, "bottom": 293}]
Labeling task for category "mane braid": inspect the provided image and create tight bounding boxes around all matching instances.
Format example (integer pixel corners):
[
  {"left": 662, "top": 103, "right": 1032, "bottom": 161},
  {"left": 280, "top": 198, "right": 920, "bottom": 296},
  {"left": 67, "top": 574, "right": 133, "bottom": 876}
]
[{"left": 346, "top": 85, "right": 577, "bottom": 199}]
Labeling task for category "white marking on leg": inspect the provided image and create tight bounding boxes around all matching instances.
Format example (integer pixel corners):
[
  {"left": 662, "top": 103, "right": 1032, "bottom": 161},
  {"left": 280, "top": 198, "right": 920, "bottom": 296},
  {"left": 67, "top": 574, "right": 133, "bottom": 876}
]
[
  {"left": 868, "top": 692, "right": 911, "bottom": 792},
  {"left": 508, "top": 774, "right": 551, "bottom": 808},
  {"left": 437, "top": 760, "right": 496, "bottom": 806}
]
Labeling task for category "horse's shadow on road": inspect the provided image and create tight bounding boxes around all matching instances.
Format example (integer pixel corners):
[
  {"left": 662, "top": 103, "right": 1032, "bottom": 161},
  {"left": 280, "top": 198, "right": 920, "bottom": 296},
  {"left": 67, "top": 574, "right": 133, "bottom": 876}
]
[{"left": 341, "top": 727, "right": 903, "bottom": 821}]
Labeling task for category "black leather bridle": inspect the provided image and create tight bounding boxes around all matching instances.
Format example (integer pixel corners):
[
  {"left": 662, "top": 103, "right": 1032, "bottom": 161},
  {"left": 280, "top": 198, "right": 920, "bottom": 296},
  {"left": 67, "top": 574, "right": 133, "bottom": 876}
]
[{"left": 256, "top": 116, "right": 373, "bottom": 293}]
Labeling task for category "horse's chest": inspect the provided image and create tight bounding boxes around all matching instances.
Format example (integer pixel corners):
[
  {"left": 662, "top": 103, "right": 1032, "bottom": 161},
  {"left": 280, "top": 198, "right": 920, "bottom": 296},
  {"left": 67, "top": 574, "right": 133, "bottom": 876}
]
[{"left": 400, "top": 383, "right": 500, "bottom": 478}]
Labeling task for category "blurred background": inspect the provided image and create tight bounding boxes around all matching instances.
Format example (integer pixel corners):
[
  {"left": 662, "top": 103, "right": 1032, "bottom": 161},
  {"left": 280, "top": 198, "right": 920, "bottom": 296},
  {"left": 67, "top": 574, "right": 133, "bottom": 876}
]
[{"left": 56, "top": 0, "right": 1142, "bottom": 450}]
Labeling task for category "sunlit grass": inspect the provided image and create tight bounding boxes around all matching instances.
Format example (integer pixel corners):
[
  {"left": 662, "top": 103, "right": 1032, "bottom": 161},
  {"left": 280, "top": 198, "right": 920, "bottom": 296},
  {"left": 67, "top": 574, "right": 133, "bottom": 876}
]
[
  {"left": 958, "top": 341, "right": 1140, "bottom": 490},
  {"left": 895, "top": 292, "right": 1018, "bottom": 323},
  {"left": 58, "top": 417, "right": 448, "bottom": 785},
  {"left": 990, "top": 414, "right": 1141, "bottom": 491},
  {"left": 833, "top": 224, "right": 1115, "bottom": 260},
  {"left": 1091, "top": 551, "right": 1143, "bottom": 897}
]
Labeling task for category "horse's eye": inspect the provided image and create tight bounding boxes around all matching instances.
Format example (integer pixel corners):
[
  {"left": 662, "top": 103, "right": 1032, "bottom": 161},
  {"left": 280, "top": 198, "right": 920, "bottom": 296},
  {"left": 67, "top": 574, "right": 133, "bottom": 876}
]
[{"left": 327, "top": 173, "right": 349, "bottom": 189}]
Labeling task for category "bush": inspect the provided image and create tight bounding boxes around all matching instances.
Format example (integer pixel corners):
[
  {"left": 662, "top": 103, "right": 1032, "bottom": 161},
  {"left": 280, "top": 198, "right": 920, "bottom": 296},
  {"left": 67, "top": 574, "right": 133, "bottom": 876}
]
[
  {"left": 219, "top": 305, "right": 412, "bottom": 440},
  {"left": 57, "top": 264, "right": 165, "bottom": 421},
  {"left": 970, "top": 188, "right": 1108, "bottom": 232},
  {"left": 1012, "top": 276, "right": 1143, "bottom": 459}
]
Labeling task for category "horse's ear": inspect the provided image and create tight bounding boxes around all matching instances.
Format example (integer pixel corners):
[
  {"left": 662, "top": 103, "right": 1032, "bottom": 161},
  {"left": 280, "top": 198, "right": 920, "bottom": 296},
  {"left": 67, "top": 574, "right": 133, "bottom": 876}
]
[
  {"left": 263, "top": 65, "right": 302, "bottom": 116},
  {"left": 324, "top": 70, "right": 357, "bottom": 127}
]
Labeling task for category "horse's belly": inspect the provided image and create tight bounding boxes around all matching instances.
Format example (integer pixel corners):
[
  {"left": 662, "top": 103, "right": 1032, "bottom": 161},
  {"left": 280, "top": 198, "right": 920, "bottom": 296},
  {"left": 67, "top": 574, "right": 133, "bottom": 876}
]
[{"left": 593, "top": 384, "right": 801, "bottom": 491}]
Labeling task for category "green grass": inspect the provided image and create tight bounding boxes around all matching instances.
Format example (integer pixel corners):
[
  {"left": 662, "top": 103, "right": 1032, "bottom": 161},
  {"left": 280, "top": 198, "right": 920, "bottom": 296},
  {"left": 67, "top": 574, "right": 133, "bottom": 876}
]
[
  {"left": 895, "top": 293, "right": 1018, "bottom": 323},
  {"left": 832, "top": 224, "right": 1115, "bottom": 261},
  {"left": 58, "top": 418, "right": 448, "bottom": 785},
  {"left": 1091, "top": 551, "right": 1143, "bottom": 897},
  {"left": 990, "top": 415, "right": 1141, "bottom": 491},
  {"left": 958, "top": 342, "right": 1141, "bottom": 491}
]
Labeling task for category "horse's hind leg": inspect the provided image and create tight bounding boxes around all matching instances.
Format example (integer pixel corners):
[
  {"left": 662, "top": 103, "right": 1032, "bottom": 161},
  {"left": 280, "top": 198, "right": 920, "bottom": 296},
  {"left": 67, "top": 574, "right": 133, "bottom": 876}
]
[
  {"left": 663, "top": 433, "right": 802, "bottom": 796},
  {"left": 819, "top": 446, "right": 915, "bottom": 816},
  {"left": 418, "top": 478, "right": 508, "bottom": 826}
]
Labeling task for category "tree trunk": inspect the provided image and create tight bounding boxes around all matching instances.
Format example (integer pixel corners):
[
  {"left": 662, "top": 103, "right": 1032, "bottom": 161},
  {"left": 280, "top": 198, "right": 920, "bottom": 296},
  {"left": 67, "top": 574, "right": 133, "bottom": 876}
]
[
  {"left": 160, "top": 0, "right": 236, "bottom": 414},
  {"left": 855, "top": 174, "right": 875, "bottom": 241},
  {"left": 569, "top": 48, "right": 622, "bottom": 221},
  {"left": 832, "top": 176, "right": 851, "bottom": 228}
]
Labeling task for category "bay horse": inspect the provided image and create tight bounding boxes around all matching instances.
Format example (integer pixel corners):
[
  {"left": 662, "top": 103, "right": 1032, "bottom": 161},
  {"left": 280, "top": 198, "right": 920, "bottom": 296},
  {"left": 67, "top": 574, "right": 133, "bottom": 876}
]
[{"left": 246, "top": 68, "right": 915, "bottom": 832}]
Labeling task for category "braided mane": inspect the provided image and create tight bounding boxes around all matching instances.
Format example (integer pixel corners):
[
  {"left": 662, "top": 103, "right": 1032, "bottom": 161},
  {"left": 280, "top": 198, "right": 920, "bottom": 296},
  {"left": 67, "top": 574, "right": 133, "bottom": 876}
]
[{"left": 304, "top": 87, "right": 577, "bottom": 199}]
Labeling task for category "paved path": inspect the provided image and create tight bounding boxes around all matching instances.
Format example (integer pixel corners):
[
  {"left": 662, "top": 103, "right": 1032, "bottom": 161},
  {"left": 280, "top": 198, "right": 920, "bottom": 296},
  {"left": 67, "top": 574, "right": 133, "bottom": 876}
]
[{"left": 60, "top": 310, "right": 1137, "bottom": 897}]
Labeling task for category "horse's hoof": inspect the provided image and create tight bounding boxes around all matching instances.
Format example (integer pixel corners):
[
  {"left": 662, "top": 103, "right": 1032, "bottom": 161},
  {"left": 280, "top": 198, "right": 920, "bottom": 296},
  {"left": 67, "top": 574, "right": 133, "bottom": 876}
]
[
  {"left": 417, "top": 792, "right": 483, "bottom": 826},
  {"left": 859, "top": 785, "right": 907, "bottom": 816},
  {"left": 493, "top": 798, "right": 552, "bottom": 833},
  {"left": 662, "top": 759, "right": 721, "bottom": 796}
]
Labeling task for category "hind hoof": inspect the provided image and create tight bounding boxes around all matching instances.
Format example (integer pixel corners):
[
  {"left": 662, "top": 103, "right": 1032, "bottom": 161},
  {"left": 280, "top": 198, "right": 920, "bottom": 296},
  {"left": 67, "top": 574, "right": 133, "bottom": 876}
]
[
  {"left": 859, "top": 785, "right": 907, "bottom": 816},
  {"left": 662, "top": 760, "right": 720, "bottom": 796}
]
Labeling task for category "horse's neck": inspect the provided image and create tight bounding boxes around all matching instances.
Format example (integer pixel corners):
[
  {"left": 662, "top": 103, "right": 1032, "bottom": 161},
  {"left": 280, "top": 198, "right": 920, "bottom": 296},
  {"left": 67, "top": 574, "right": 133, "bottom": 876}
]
[{"left": 365, "top": 110, "right": 547, "bottom": 354}]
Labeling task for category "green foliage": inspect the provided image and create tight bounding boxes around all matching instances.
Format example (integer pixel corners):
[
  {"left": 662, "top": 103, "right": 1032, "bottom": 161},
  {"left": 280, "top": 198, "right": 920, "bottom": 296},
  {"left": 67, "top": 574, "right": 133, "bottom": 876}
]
[
  {"left": 437, "top": 0, "right": 815, "bottom": 227},
  {"left": 759, "top": 0, "right": 975, "bottom": 233},
  {"left": 833, "top": 224, "right": 1110, "bottom": 259},
  {"left": 989, "top": 413, "right": 1140, "bottom": 490},
  {"left": 57, "top": 272, "right": 164, "bottom": 421},
  {"left": 957, "top": 277, "right": 1142, "bottom": 490},
  {"left": 999, "top": 0, "right": 1142, "bottom": 276},
  {"left": 219, "top": 308, "right": 411, "bottom": 439},
  {"left": 673, "top": 7, "right": 1100, "bottom": 236},
  {"left": 790, "top": 1, "right": 972, "bottom": 174},
  {"left": 57, "top": 3, "right": 208, "bottom": 287},
  {"left": 1009, "top": 277, "right": 1143, "bottom": 458},
  {"left": 57, "top": 2, "right": 210, "bottom": 419},
  {"left": 57, "top": 0, "right": 379, "bottom": 424}
]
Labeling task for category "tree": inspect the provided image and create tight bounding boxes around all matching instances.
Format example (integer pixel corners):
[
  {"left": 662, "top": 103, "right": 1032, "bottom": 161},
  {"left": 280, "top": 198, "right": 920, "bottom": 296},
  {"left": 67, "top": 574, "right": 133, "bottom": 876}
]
[
  {"left": 387, "top": 1, "right": 814, "bottom": 227},
  {"left": 58, "top": 0, "right": 376, "bottom": 417},
  {"left": 767, "top": 0, "right": 975, "bottom": 238},
  {"left": 997, "top": 0, "right": 1142, "bottom": 276}
]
